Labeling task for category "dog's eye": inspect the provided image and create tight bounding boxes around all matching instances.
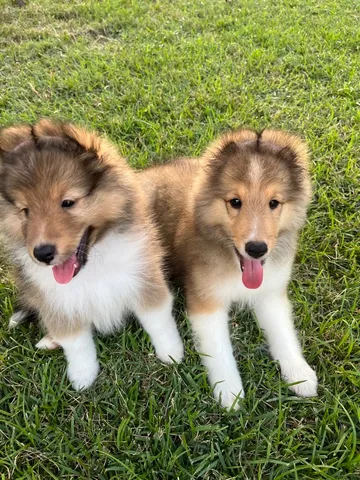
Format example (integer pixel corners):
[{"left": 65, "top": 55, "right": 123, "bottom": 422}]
[
  {"left": 269, "top": 200, "right": 280, "bottom": 210},
  {"left": 229, "top": 198, "right": 242, "bottom": 209},
  {"left": 21, "top": 208, "right": 29, "bottom": 217},
  {"left": 61, "top": 200, "right": 75, "bottom": 208}
]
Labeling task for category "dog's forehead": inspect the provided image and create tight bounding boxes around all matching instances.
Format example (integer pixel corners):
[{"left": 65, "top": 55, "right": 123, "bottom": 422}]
[
  {"left": 210, "top": 145, "right": 305, "bottom": 202},
  {"left": 222, "top": 146, "right": 293, "bottom": 183},
  {"left": 3, "top": 148, "right": 91, "bottom": 197},
  {"left": 7, "top": 147, "right": 80, "bottom": 175}
]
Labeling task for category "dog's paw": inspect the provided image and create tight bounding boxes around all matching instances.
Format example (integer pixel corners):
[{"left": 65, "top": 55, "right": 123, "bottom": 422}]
[
  {"left": 282, "top": 360, "right": 318, "bottom": 397},
  {"left": 9, "top": 311, "right": 28, "bottom": 329},
  {"left": 36, "top": 335, "right": 60, "bottom": 350},
  {"left": 67, "top": 358, "right": 100, "bottom": 391},
  {"left": 213, "top": 379, "right": 245, "bottom": 410},
  {"left": 155, "top": 337, "right": 184, "bottom": 364}
]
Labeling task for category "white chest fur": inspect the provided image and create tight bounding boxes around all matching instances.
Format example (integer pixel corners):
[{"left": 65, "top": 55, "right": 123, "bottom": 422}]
[
  {"left": 213, "top": 257, "right": 293, "bottom": 308},
  {"left": 21, "top": 230, "right": 149, "bottom": 333}
]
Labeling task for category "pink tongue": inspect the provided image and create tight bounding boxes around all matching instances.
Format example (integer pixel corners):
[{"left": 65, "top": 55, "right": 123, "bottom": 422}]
[
  {"left": 242, "top": 258, "right": 263, "bottom": 289},
  {"left": 52, "top": 253, "right": 77, "bottom": 284}
]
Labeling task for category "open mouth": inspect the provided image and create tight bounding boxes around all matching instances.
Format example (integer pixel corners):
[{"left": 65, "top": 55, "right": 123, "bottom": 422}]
[
  {"left": 52, "top": 228, "right": 91, "bottom": 285},
  {"left": 235, "top": 248, "right": 265, "bottom": 290}
]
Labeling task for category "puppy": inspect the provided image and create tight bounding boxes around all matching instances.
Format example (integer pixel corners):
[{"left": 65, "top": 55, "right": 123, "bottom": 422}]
[
  {"left": 139, "top": 129, "right": 318, "bottom": 408},
  {"left": 0, "top": 120, "right": 183, "bottom": 390}
]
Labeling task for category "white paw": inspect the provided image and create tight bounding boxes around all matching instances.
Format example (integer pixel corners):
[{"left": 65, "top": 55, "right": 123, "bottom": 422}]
[
  {"left": 282, "top": 359, "right": 318, "bottom": 397},
  {"left": 67, "top": 358, "right": 100, "bottom": 391},
  {"left": 9, "top": 311, "right": 28, "bottom": 329},
  {"left": 36, "top": 335, "right": 60, "bottom": 350},
  {"left": 155, "top": 336, "right": 184, "bottom": 364},
  {"left": 213, "top": 378, "right": 245, "bottom": 410}
]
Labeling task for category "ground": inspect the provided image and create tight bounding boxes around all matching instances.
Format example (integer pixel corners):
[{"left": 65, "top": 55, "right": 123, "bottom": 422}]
[{"left": 0, "top": 0, "right": 359, "bottom": 478}]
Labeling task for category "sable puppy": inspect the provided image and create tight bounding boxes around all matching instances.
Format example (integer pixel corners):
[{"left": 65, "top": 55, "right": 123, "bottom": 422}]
[
  {"left": 139, "top": 129, "right": 317, "bottom": 409},
  {"left": 0, "top": 120, "right": 183, "bottom": 390}
]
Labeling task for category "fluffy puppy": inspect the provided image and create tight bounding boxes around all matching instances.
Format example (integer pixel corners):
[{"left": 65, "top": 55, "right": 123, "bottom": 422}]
[
  {"left": 139, "top": 129, "right": 318, "bottom": 408},
  {"left": 0, "top": 120, "right": 183, "bottom": 390}
]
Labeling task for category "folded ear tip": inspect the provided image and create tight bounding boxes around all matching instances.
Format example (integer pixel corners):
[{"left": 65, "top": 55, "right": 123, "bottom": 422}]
[
  {"left": 0, "top": 124, "right": 32, "bottom": 153},
  {"left": 1, "top": 119, "right": 123, "bottom": 171},
  {"left": 260, "top": 129, "right": 309, "bottom": 166},
  {"left": 32, "top": 118, "right": 66, "bottom": 137}
]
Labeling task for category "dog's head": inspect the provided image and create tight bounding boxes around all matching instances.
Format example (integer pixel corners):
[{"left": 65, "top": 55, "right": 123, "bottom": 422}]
[
  {"left": 196, "top": 128, "right": 312, "bottom": 289},
  {"left": 0, "top": 119, "right": 135, "bottom": 284}
]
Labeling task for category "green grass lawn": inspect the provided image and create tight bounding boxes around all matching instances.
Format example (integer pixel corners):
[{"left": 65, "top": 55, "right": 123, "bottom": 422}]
[{"left": 0, "top": 0, "right": 359, "bottom": 478}]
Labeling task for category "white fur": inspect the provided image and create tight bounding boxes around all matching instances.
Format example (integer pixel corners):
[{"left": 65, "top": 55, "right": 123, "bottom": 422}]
[
  {"left": 193, "top": 256, "right": 317, "bottom": 408},
  {"left": 8, "top": 310, "right": 28, "bottom": 329},
  {"left": 254, "top": 293, "right": 317, "bottom": 397},
  {"left": 55, "top": 328, "right": 99, "bottom": 391},
  {"left": 36, "top": 334, "right": 59, "bottom": 350},
  {"left": 190, "top": 310, "right": 244, "bottom": 409},
  {"left": 20, "top": 230, "right": 152, "bottom": 333},
  {"left": 16, "top": 229, "right": 183, "bottom": 389},
  {"left": 134, "top": 295, "right": 184, "bottom": 363}
]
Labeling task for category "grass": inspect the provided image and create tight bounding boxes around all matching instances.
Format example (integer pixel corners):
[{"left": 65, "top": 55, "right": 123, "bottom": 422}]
[{"left": 0, "top": 0, "right": 359, "bottom": 478}]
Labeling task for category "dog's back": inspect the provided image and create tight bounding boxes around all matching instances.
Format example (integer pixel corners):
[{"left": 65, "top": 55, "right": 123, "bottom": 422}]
[{"left": 137, "top": 157, "right": 201, "bottom": 269}]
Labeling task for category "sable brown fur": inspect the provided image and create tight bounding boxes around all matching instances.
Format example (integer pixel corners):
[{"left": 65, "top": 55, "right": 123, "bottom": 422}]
[
  {"left": 1, "top": 119, "right": 185, "bottom": 391},
  {"left": 0, "top": 120, "right": 169, "bottom": 336},
  {"left": 139, "top": 128, "right": 311, "bottom": 307},
  {"left": 138, "top": 127, "right": 317, "bottom": 407}
]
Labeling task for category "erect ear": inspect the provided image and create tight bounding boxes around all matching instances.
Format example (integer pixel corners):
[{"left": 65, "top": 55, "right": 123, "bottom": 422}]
[{"left": 0, "top": 125, "right": 32, "bottom": 155}]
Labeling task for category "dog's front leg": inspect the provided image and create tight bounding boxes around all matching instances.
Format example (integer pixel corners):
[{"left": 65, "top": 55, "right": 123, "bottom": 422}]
[
  {"left": 189, "top": 305, "right": 244, "bottom": 410},
  {"left": 254, "top": 292, "right": 318, "bottom": 397},
  {"left": 44, "top": 328, "right": 100, "bottom": 391},
  {"left": 134, "top": 293, "right": 184, "bottom": 364}
]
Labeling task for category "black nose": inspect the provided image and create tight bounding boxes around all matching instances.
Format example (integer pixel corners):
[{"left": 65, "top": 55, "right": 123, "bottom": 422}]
[
  {"left": 245, "top": 241, "right": 268, "bottom": 259},
  {"left": 33, "top": 244, "right": 56, "bottom": 264}
]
